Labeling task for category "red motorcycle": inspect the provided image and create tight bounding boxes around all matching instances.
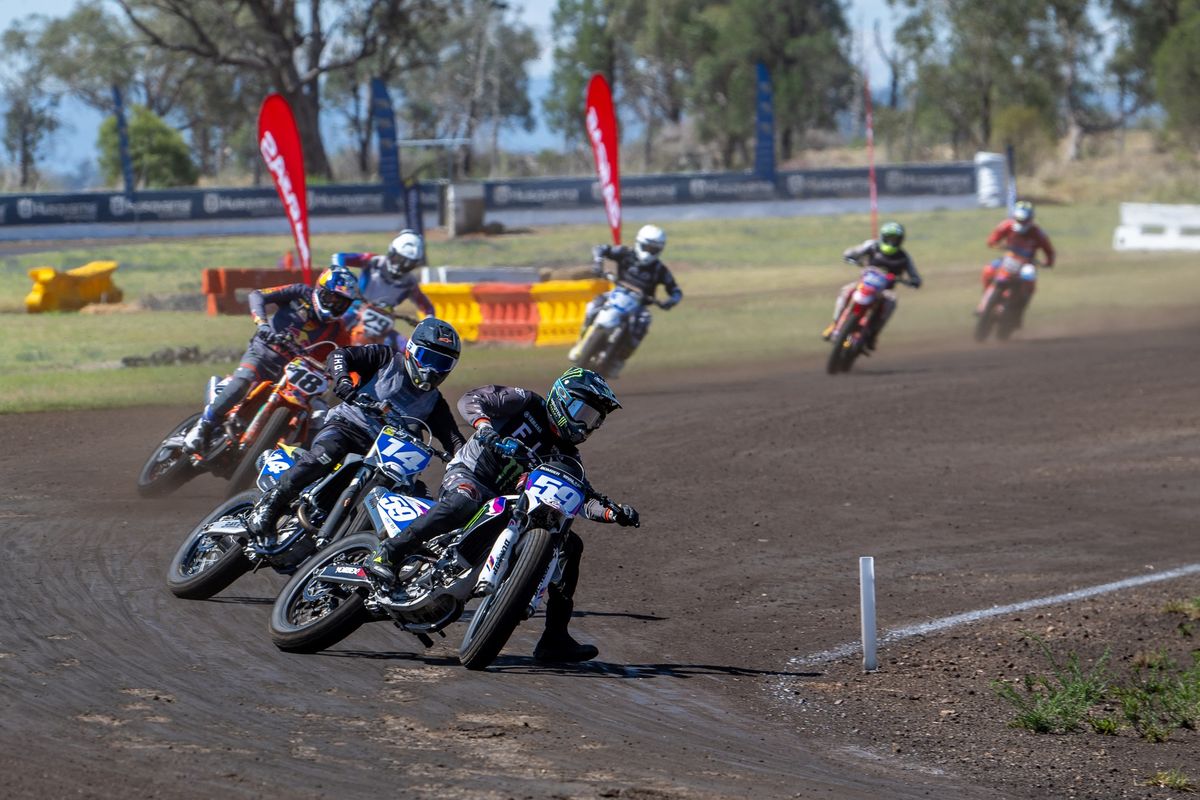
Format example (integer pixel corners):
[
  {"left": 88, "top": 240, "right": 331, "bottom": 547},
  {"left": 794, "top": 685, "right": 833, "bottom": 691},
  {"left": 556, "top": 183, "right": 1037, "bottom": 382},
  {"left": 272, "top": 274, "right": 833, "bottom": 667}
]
[
  {"left": 826, "top": 266, "right": 913, "bottom": 374},
  {"left": 974, "top": 253, "right": 1043, "bottom": 342},
  {"left": 345, "top": 299, "right": 418, "bottom": 350}
]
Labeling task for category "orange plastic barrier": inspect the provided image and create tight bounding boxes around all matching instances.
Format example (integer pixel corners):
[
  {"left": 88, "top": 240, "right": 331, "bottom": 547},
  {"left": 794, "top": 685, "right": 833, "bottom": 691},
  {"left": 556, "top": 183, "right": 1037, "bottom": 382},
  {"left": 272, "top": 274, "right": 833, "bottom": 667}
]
[
  {"left": 25, "top": 260, "right": 123, "bottom": 312},
  {"left": 531, "top": 278, "right": 612, "bottom": 346},
  {"left": 472, "top": 282, "right": 539, "bottom": 344},
  {"left": 421, "top": 283, "right": 482, "bottom": 342},
  {"left": 203, "top": 268, "right": 297, "bottom": 315}
]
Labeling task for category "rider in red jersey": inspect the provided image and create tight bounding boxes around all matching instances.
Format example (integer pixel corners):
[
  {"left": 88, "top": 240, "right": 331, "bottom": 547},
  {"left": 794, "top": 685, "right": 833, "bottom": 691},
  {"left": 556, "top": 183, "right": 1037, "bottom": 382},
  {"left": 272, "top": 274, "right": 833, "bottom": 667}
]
[{"left": 979, "top": 200, "right": 1056, "bottom": 326}]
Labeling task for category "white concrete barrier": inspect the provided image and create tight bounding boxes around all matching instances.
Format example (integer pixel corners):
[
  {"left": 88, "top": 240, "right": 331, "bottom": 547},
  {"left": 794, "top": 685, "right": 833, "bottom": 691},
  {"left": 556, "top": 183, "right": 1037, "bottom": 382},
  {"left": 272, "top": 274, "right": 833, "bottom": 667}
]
[
  {"left": 1113, "top": 202, "right": 1200, "bottom": 251},
  {"left": 974, "top": 152, "right": 1009, "bottom": 208}
]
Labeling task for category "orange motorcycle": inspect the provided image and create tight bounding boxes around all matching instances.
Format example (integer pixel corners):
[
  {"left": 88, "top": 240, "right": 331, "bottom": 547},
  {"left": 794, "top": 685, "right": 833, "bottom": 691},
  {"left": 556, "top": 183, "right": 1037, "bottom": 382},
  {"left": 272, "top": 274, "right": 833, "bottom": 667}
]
[{"left": 137, "top": 340, "right": 337, "bottom": 498}]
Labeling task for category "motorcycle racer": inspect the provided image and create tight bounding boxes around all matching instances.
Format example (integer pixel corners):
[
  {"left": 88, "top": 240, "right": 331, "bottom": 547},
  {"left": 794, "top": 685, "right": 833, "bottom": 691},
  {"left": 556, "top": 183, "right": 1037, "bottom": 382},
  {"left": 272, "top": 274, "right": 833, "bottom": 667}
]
[
  {"left": 182, "top": 267, "right": 358, "bottom": 453},
  {"left": 244, "top": 318, "right": 467, "bottom": 539},
  {"left": 331, "top": 229, "right": 436, "bottom": 318},
  {"left": 823, "top": 221, "right": 922, "bottom": 351},
  {"left": 979, "top": 201, "right": 1055, "bottom": 327},
  {"left": 568, "top": 224, "right": 683, "bottom": 377},
  {"left": 366, "top": 367, "right": 640, "bottom": 663}
]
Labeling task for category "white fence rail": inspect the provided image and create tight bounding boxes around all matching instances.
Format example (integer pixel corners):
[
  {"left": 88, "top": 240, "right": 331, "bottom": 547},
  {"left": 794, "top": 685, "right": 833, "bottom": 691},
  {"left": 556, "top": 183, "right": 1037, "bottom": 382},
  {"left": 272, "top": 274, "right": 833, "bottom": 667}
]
[{"left": 1113, "top": 202, "right": 1200, "bottom": 251}]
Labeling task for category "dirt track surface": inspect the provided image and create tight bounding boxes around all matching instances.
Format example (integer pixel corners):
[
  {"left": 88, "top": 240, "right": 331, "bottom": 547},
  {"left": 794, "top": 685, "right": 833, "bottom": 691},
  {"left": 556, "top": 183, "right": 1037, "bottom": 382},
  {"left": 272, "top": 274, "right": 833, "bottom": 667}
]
[{"left": 2, "top": 321, "right": 1198, "bottom": 799}]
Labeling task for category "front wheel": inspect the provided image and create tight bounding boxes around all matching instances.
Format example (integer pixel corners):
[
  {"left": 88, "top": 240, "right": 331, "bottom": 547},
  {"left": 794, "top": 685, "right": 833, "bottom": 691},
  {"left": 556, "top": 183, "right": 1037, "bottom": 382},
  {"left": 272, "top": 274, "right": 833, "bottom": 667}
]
[
  {"left": 571, "top": 324, "right": 608, "bottom": 371},
  {"left": 459, "top": 528, "right": 553, "bottom": 670},
  {"left": 226, "top": 405, "right": 293, "bottom": 497},
  {"left": 166, "top": 490, "right": 255, "bottom": 599},
  {"left": 269, "top": 532, "right": 375, "bottom": 653},
  {"left": 826, "top": 314, "right": 857, "bottom": 375},
  {"left": 137, "top": 412, "right": 201, "bottom": 498},
  {"left": 974, "top": 288, "right": 1001, "bottom": 343}
]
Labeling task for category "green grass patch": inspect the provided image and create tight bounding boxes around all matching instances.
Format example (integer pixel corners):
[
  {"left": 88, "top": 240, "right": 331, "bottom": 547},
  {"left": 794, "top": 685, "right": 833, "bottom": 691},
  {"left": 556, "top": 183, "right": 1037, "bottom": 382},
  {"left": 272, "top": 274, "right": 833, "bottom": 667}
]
[
  {"left": 1164, "top": 598, "right": 1200, "bottom": 621},
  {"left": 991, "top": 638, "right": 1110, "bottom": 733},
  {"left": 1147, "top": 769, "right": 1197, "bottom": 793},
  {"left": 5, "top": 202, "right": 1200, "bottom": 412}
]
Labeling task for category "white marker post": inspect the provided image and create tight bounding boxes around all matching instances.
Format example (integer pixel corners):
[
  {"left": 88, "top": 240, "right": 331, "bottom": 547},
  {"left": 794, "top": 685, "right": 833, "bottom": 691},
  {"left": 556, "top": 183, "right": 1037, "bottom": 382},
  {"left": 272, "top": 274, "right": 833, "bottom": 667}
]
[{"left": 860, "top": 556, "right": 878, "bottom": 672}]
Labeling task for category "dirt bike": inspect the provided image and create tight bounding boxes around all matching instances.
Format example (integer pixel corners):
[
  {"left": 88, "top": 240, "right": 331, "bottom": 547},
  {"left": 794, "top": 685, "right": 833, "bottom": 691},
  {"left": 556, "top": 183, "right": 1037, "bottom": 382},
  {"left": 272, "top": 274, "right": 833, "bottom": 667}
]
[
  {"left": 165, "top": 401, "right": 447, "bottom": 601},
  {"left": 136, "top": 339, "right": 336, "bottom": 499},
  {"left": 269, "top": 440, "right": 616, "bottom": 670},
  {"left": 569, "top": 282, "right": 667, "bottom": 379},
  {"left": 826, "top": 265, "right": 914, "bottom": 375},
  {"left": 974, "top": 254, "right": 1043, "bottom": 343},
  {"left": 345, "top": 299, "right": 419, "bottom": 349}
]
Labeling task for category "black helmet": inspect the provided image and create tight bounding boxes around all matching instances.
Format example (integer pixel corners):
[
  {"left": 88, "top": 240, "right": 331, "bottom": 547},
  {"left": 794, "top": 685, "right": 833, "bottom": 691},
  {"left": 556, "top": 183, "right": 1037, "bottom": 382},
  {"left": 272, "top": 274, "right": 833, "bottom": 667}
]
[
  {"left": 546, "top": 367, "right": 621, "bottom": 445},
  {"left": 404, "top": 318, "right": 460, "bottom": 391}
]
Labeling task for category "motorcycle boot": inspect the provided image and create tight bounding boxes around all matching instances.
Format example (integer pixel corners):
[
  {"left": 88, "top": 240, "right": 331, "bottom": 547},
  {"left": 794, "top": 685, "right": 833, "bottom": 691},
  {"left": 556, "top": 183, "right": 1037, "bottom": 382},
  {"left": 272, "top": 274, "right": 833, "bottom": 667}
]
[
  {"left": 245, "top": 486, "right": 290, "bottom": 541},
  {"left": 183, "top": 417, "right": 213, "bottom": 453},
  {"left": 533, "top": 593, "right": 598, "bottom": 663},
  {"left": 365, "top": 532, "right": 417, "bottom": 584},
  {"left": 821, "top": 322, "right": 835, "bottom": 341}
]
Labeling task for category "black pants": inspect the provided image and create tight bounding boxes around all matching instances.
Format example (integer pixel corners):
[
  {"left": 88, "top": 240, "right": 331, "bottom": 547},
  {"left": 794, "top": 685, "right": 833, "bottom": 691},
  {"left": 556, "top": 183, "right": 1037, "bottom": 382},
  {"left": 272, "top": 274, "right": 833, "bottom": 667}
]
[{"left": 275, "top": 421, "right": 373, "bottom": 503}]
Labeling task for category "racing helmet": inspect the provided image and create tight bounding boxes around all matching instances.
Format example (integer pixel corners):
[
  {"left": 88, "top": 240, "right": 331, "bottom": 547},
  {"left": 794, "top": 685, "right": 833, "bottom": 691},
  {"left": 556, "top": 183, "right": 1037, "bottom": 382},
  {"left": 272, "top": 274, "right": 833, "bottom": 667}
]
[
  {"left": 634, "top": 224, "right": 666, "bottom": 263},
  {"left": 404, "top": 317, "right": 461, "bottom": 391},
  {"left": 879, "top": 221, "right": 905, "bottom": 256},
  {"left": 1012, "top": 201, "right": 1035, "bottom": 235},
  {"left": 312, "top": 266, "right": 358, "bottom": 321},
  {"left": 546, "top": 367, "right": 621, "bottom": 445},
  {"left": 385, "top": 229, "right": 424, "bottom": 281}
]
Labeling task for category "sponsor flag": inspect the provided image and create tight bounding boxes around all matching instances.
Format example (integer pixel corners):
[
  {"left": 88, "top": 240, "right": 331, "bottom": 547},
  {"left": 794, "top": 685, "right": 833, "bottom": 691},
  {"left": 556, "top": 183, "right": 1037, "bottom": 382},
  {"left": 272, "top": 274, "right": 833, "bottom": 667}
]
[
  {"left": 585, "top": 73, "right": 621, "bottom": 244},
  {"left": 258, "top": 93, "right": 312, "bottom": 284},
  {"left": 370, "top": 78, "right": 404, "bottom": 214},
  {"left": 753, "top": 63, "right": 776, "bottom": 180},
  {"left": 863, "top": 65, "right": 879, "bottom": 239},
  {"left": 111, "top": 85, "right": 135, "bottom": 201}
]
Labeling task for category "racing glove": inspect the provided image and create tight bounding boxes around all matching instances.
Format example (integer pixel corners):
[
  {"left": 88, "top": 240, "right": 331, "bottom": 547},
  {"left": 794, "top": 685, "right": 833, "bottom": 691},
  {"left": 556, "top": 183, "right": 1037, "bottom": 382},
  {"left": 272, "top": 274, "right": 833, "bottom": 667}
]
[
  {"left": 267, "top": 331, "right": 295, "bottom": 347},
  {"left": 473, "top": 422, "right": 499, "bottom": 449},
  {"left": 612, "top": 504, "right": 640, "bottom": 528},
  {"left": 255, "top": 323, "right": 274, "bottom": 341},
  {"left": 333, "top": 376, "right": 358, "bottom": 402}
]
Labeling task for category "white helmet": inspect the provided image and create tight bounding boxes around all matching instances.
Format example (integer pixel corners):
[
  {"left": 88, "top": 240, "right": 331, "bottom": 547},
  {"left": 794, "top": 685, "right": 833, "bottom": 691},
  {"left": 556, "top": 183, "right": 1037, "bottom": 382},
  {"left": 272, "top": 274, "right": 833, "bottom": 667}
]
[
  {"left": 634, "top": 224, "right": 666, "bottom": 262},
  {"left": 385, "top": 229, "right": 424, "bottom": 281}
]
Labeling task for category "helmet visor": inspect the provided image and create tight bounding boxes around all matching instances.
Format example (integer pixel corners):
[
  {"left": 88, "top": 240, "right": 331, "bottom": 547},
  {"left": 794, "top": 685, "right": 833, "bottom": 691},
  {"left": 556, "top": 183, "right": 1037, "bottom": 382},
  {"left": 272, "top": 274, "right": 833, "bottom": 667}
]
[
  {"left": 638, "top": 240, "right": 663, "bottom": 255},
  {"left": 408, "top": 343, "right": 457, "bottom": 374},
  {"left": 566, "top": 398, "right": 605, "bottom": 432},
  {"left": 318, "top": 288, "right": 353, "bottom": 316}
]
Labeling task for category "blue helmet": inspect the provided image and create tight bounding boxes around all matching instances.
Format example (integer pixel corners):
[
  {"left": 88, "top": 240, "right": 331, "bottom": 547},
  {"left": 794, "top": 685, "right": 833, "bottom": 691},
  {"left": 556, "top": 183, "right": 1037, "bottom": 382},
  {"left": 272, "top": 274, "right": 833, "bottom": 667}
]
[{"left": 311, "top": 266, "right": 358, "bottom": 321}]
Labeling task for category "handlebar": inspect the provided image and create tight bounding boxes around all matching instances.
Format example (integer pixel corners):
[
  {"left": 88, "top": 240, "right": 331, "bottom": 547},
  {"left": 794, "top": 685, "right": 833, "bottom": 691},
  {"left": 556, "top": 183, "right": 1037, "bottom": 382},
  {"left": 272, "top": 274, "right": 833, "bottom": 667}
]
[{"left": 353, "top": 397, "right": 450, "bottom": 461}]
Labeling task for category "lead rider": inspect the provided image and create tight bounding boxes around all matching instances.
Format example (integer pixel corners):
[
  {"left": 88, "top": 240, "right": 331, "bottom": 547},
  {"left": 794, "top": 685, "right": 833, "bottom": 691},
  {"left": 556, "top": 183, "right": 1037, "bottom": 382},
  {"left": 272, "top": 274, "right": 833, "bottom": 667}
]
[{"left": 366, "top": 367, "right": 640, "bottom": 663}]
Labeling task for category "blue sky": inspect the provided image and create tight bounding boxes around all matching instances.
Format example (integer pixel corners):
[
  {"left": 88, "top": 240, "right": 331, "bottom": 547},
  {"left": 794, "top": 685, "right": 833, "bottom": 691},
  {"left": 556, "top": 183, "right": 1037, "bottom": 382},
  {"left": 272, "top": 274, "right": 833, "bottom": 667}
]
[{"left": 2, "top": 0, "right": 894, "bottom": 170}]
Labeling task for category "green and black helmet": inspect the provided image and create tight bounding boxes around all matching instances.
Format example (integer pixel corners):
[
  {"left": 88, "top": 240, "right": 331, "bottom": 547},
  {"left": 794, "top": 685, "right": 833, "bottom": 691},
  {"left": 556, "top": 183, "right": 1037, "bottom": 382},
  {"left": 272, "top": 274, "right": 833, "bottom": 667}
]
[
  {"left": 879, "top": 221, "right": 905, "bottom": 256},
  {"left": 547, "top": 367, "right": 621, "bottom": 445}
]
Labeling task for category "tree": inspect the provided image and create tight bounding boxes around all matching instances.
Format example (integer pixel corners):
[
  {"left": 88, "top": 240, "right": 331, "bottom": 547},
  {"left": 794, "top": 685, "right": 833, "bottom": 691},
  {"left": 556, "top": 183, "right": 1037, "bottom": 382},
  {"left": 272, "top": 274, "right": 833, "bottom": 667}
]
[
  {"left": 543, "top": 0, "right": 627, "bottom": 145},
  {"left": 115, "top": 0, "right": 446, "bottom": 179},
  {"left": 1, "top": 19, "right": 60, "bottom": 188},
  {"left": 1154, "top": 0, "right": 1200, "bottom": 146},
  {"left": 98, "top": 104, "right": 198, "bottom": 187}
]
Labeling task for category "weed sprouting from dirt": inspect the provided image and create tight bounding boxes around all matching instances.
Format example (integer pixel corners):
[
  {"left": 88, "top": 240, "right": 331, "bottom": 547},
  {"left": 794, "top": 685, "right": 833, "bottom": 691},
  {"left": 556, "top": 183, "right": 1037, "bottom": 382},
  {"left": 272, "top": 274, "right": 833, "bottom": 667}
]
[
  {"left": 991, "top": 637, "right": 1109, "bottom": 733},
  {"left": 994, "top": 633, "right": 1200, "bottom": 742},
  {"left": 1164, "top": 597, "right": 1200, "bottom": 621},
  {"left": 1146, "top": 769, "right": 1196, "bottom": 792}
]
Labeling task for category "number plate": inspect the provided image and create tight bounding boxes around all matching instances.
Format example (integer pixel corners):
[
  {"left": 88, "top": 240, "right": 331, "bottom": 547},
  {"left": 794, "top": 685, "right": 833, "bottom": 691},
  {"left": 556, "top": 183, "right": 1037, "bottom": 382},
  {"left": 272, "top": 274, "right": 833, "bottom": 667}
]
[
  {"left": 607, "top": 288, "right": 642, "bottom": 314},
  {"left": 524, "top": 468, "right": 585, "bottom": 516},
  {"left": 359, "top": 307, "right": 393, "bottom": 337},
  {"left": 368, "top": 426, "right": 432, "bottom": 476},
  {"left": 285, "top": 359, "right": 329, "bottom": 397}
]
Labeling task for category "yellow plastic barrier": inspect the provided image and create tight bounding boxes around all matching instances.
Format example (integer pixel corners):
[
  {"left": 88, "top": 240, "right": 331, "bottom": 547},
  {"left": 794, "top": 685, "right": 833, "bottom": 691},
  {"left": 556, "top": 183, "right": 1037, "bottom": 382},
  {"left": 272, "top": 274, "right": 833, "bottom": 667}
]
[
  {"left": 25, "top": 260, "right": 123, "bottom": 313},
  {"left": 421, "top": 282, "right": 483, "bottom": 342},
  {"left": 531, "top": 278, "right": 611, "bottom": 347}
]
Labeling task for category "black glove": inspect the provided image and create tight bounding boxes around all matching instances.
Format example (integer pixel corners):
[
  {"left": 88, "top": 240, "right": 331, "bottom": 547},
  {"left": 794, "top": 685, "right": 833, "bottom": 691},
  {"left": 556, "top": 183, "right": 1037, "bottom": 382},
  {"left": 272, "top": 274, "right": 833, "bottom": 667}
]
[
  {"left": 333, "top": 376, "right": 358, "bottom": 402},
  {"left": 613, "top": 503, "right": 640, "bottom": 528},
  {"left": 268, "top": 331, "right": 295, "bottom": 347},
  {"left": 256, "top": 323, "right": 273, "bottom": 341}
]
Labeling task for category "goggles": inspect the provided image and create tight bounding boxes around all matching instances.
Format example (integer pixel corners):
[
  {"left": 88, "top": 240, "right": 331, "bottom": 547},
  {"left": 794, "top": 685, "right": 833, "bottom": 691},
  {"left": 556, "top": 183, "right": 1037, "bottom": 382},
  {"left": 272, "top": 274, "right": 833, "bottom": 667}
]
[
  {"left": 566, "top": 398, "right": 605, "bottom": 432},
  {"left": 408, "top": 342, "right": 457, "bottom": 373},
  {"left": 639, "top": 241, "right": 663, "bottom": 255},
  {"left": 318, "top": 288, "right": 353, "bottom": 316}
]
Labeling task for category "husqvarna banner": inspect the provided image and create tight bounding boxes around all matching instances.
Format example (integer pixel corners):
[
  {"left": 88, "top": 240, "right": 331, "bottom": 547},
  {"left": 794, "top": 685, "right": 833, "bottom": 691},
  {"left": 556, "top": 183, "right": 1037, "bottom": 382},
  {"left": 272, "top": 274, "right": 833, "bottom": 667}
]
[
  {"left": 585, "top": 73, "right": 621, "bottom": 244},
  {"left": 370, "top": 78, "right": 403, "bottom": 214},
  {"left": 258, "top": 93, "right": 312, "bottom": 284}
]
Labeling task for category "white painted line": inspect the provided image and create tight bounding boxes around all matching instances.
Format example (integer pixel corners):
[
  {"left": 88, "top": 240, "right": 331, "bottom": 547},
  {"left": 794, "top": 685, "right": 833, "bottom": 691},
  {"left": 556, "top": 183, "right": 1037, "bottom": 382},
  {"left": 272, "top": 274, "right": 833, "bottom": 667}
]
[{"left": 791, "top": 562, "right": 1200, "bottom": 668}]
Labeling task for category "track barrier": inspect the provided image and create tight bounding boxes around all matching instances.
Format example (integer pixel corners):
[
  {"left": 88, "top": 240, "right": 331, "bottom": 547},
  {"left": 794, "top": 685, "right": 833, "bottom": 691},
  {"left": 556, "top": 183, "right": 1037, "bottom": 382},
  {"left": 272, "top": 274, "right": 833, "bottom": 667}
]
[
  {"left": 202, "top": 268, "right": 295, "bottom": 316},
  {"left": 531, "top": 278, "right": 611, "bottom": 346},
  {"left": 25, "top": 260, "right": 123, "bottom": 312},
  {"left": 422, "top": 283, "right": 482, "bottom": 343},
  {"left": 1112, "top": 202, "right": 1200, "bottom": 251},
  {"left": 473, "top": 283, "right": 539, "bottom": 345}
]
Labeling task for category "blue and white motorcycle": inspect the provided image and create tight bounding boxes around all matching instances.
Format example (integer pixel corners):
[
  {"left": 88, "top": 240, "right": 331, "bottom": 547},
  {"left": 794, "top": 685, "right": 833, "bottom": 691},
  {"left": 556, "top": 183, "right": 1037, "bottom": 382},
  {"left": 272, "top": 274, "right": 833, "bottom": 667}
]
[
  {"left": 165, "top": 401, "right": 446, "bottom": 601},
  {"left": 568, "top": 281, "right": 667, "bottom": 379},
  {"left": 268, "top": 441, "right": 610, "bottom": 669}
]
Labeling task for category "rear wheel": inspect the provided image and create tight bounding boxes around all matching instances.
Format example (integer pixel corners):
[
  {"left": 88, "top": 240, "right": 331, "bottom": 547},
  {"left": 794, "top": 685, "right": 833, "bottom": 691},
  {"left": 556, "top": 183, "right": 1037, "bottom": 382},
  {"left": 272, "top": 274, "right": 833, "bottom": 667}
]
[
  {"left": 166, "top": 490, "right": 255, "bottom": 599},
  {"left": 226, "top": 406, "right": 293, "bottom": 497},
  {"left": 137, "top": 413, "right": 200, "bottom": 498},
  {"left": 269, "top": 533, "right": 375, "bottom": 653},
  {"left": 459, "top": 528, "right": 553, "bottom": 670}
]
